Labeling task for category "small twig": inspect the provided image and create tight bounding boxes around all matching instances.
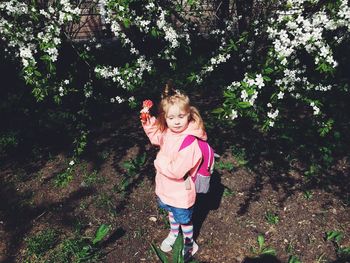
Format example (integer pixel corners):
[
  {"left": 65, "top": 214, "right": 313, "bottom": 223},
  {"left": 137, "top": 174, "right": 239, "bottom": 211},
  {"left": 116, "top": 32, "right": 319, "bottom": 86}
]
[{"left": 33, "top": 211, "right": 46, "bottom": 222}]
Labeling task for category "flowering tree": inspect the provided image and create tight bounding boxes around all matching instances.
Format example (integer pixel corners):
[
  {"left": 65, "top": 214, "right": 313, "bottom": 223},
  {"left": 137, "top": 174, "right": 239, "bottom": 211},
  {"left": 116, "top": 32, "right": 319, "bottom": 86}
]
[
  {"left": 213, "top": 0, "right": 350, "bottom": 136},
  {"left": 1, "top": 0, "right": 350, "bottom": 156},
  {"left": 0, "top": 0, "right": 82, "bottom": 102}
]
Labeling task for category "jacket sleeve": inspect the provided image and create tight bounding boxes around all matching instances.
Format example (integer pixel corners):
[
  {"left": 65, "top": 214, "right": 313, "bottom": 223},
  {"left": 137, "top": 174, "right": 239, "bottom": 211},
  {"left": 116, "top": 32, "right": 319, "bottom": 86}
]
[
  {"left": 142, "top": 116, "right": 163, "bottom": 146},
  {"left": 154, "top": 141, "right": 202, "bottom": 179}
]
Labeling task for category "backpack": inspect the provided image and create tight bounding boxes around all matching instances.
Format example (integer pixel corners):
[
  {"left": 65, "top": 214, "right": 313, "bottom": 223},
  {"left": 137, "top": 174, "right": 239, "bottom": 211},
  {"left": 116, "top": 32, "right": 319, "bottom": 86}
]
[{"left": 179, "top": 135, "right": 215, "bottom": 193}]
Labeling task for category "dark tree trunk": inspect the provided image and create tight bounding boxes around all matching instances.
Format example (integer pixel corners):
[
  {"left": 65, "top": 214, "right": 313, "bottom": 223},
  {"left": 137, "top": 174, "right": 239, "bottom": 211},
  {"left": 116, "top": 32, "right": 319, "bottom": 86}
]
[
  {"left": 236, "top": 0, "right": 254, "bottom": 33},
  {"left": 215, "top": 0, "right": 230, "bottom": 29}
]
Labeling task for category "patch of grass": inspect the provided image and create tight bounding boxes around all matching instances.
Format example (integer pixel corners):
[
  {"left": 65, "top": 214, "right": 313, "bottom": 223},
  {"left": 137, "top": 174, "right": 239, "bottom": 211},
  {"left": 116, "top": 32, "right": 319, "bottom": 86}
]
[
  {"left": 79, "top": 199, "right": 89, "bottom": 211},
  {"left": 0, "top": 131, "right": 19, "bottom": 154},
  {"left": 54, "top": 166, "right": 74, "bottom": 187},
  {"left": 159, "top": 208, "right": 170, "bottom": 229},
  {"left": 133, "top": 226, "right": 146, "bottom": 239},
  {"left": 265, "top": 211, "right": 279, "bottom": 225},
  {"left": 47, "top": 224, "right": 110, "bottom": 263},
  {"left": 95, "top": 193, "right": 115, "bottom": 215},
  {"left": 97, "top": 150, "right": 110, "bottom": 161},
  {"left": 231, "top": 146, "right": 248, "bottom": 167},
  {"left": 285, "top": 241, "right": 296, "bottom": 255},
  {"left": 122, "top": 152, "right": 146, "bottom": 176},
  {"left": 83, "top": 170, "right": 105, "bottom": 186},
  {"left": 216, "top": 161, "right": 234, "bottom": 171},
  {"left": 25, "top": 229, "right": 58, "bottom": 258},
  {"left": 116, "top": 153, "right": 147, "bottom": 196},
  {"left": 223, "top": 186, "right": 235, "bottom": 197}
]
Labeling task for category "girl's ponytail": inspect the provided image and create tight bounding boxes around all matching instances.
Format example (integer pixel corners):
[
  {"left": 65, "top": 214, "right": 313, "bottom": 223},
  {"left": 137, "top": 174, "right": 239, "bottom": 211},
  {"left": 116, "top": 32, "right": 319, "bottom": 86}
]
[{"left": 162, "top": 79, "right": 176, "bottom": 99}]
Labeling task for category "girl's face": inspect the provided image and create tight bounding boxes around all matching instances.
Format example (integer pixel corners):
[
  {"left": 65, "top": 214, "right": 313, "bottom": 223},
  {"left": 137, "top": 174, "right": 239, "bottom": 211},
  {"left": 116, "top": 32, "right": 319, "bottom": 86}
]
[{"left": 165, "top": 104, "right": 190, "bottom": 133}]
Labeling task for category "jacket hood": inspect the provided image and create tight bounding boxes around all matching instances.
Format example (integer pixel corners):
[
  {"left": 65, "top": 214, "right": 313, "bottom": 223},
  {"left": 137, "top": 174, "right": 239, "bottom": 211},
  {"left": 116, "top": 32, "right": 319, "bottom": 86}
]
[{"left": 181, "top": 121, "right": 207, "bottom": 140}]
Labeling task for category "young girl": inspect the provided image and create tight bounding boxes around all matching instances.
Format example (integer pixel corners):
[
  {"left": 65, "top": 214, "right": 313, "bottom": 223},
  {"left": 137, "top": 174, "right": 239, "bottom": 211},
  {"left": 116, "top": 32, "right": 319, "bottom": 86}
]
[{"left": 141, "top": 82, "right": 207, "bottom": 261}]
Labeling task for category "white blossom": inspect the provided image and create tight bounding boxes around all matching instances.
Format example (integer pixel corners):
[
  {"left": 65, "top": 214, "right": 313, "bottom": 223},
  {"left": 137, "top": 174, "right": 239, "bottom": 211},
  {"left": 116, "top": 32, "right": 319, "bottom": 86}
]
[{"left": 230, "top": 109, "right": 238, "bottom": 120}]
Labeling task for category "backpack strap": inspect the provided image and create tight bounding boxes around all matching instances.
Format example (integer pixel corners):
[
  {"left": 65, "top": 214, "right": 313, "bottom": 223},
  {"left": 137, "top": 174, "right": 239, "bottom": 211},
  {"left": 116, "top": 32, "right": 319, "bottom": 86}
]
[
  {"left": 179, "top": 135, "right": 196, "bottom": 151},
  {"left": 196, "top": 139, "right": 213, "bottom": 176}
]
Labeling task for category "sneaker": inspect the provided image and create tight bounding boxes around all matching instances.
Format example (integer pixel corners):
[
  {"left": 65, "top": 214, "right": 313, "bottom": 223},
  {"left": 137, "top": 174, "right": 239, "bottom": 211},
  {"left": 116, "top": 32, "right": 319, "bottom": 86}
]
[
  {"left": 183, "top": 238, "right": 199, "bottom": 261},
  {"left": 160, "top": 233, "right": 177, "bottom": 252}
]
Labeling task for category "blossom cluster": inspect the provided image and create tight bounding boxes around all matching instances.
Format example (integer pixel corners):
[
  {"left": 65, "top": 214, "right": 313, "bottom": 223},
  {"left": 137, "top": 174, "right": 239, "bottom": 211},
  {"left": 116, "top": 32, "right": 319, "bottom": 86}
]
[
  {"left": 0, "top": 0, "right": 81, "bottom": 101},
  {"left": 221, "top": 0, "right": 350, "bottom": 128},
  {"left": 95, "top": 56, "right": 153, "bottom": 91},
  {"left": 188, "top": 19, "right": 242, "bottom": 84}
]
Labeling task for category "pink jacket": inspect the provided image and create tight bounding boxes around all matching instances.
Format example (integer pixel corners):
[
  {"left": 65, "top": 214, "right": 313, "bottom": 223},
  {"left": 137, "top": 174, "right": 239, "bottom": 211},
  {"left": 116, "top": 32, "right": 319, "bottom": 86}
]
[{"left": 143, "top": 117, "right": 207, "bottom": 208}]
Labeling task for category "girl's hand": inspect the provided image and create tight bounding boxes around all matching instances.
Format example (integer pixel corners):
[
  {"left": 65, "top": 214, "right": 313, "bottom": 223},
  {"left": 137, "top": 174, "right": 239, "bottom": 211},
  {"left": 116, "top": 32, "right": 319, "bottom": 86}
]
[
  {"left": 140, "top": 99, "right": 153, "bottom": 124},
  {"left": 140, "top": 113, "right": 151, "bottom": 124}
]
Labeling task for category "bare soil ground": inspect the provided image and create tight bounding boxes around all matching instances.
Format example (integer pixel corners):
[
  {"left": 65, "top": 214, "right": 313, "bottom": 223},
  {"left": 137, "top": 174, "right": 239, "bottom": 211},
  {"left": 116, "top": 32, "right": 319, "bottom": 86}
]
[{"left": 1, "top": 97, "right": 349, "bottom": 263}]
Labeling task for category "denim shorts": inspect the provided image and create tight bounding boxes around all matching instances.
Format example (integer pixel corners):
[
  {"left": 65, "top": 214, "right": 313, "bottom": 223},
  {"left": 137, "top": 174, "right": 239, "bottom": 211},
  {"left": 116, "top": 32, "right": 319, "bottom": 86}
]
[{"left": 157, "top": 197, "right": 193, "bottom": 224}]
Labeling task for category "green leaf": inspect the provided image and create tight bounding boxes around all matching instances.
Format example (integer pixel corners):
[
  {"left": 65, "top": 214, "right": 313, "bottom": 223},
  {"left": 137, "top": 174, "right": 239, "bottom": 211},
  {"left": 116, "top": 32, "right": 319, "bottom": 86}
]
[
  {"left": 264, "top": 67, "right": 274, "bottom": 74},
  {"left": 223, "top": 90, "right": 236, "bottom": 98},
  {"left": 40, "top": 54, "right": 51, "bottom": 61},
  {"left": 123, "top": 161, "right": 134, "bottom": 170},
  {"left": 326, "top": 231, "right": 343, "bottom": 244},
  {"left": 288, "top": 255, "right": 301, "bottom": 263},
  {"left": 212, "top": 107, "right": 225, "bottom": 114},
  {"left": 237, "top": 102, "right": 252, "bottom": 108},
  {"left": 92, "top": 224, "right": 110, "bottom": 245},
  {"left": 172, "top": 234, "right": 184, "bottom": 263},
  {"left": 123, "top": 18, "right": 131, "bottom": 28},
  {"left": 241, "top": 82, "right": 248, "bottom": 88},
  {"left": 257, "top": 234, "right": 265, "bottom": 250},
  {"left": 151, "top": 243, "right": 169, "bottom": 263},
  {"left": 263, "top": 76, "right": 271, "bottom": 82},
  {"left": 34, "top": 70, "right": 42, "bottom": 77},
  {"left": 261, "top": 247, "right": 276, "bottom": 256},
  {"left": 151, "top": 28, "right": 159, "bottom": 37},
  {"left": 228, "top": 39, "right": 238, "bottom": 51},
  {"left": 339, "top": 247, "right": 350, "bottom": 256}
]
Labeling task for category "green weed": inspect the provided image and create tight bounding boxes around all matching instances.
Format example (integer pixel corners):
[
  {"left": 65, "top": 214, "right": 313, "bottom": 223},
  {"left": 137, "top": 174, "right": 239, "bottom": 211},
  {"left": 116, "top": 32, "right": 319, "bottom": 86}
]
[
  {"left": 83, "top": 170, "right": 105, "bottom": 186},
  {"left": 265, "top": 211, "right": 279, "bottom": 225},
  {"left": 303, "top": 190, "right": 313, "bottom": 200},
  {"left": 97, "top": 150, "right": 110, "bottom": 161},
  {"left": 216, "top": 161, "right": 234, "bottom": 171},
  {"left": 231, "top": 146, "right": 248, "bottom": 167},
  {"left": 304, "top": 164, "right": 320, "bottom": 179},
  {"left": 54, "top": 162, "right": 75, "bottom": 187},
  {"left": 325, "top": 230, "right": 343, "bottom": 244},
  {"left": 95, "top": 193, "right": 115, "bottom": 214},
  {"left": 223, "top": 186, "right": 235, "bottom": 197},
  {"left": 159, "top": 208, "right": 170, "bottom": 229},
  {"left": 325, "top": 230, "right": 350, "bottom": 260},
  {"left": 117, "top": 153, "right": 147, "bottom": 195},
  {"left": 151, "top": 233, "right": 198, "bottom": 263},
  {"left": 48, "top": 224, "right": 110, "bottom": 263},
  {"left": 288, "top": 255, "right": 301, "bottom": 263},
  {"left": 286, "top": 242, "right": 294, "bottom": 254},
  {"left": 0, "top": 131, "right": 18, "bottom": 154},
  {"left": 122, "top": 152, "right": 146, "bottom": 176},
  {"left": 250, "top": 234, "right": 276, "bottom": 257}
]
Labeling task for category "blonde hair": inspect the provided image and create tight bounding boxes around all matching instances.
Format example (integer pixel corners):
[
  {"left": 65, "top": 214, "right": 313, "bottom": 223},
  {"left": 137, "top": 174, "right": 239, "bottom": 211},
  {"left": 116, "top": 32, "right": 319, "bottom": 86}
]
[{"left": 157, "top": 80, "right": 205, "bottom": 132}]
